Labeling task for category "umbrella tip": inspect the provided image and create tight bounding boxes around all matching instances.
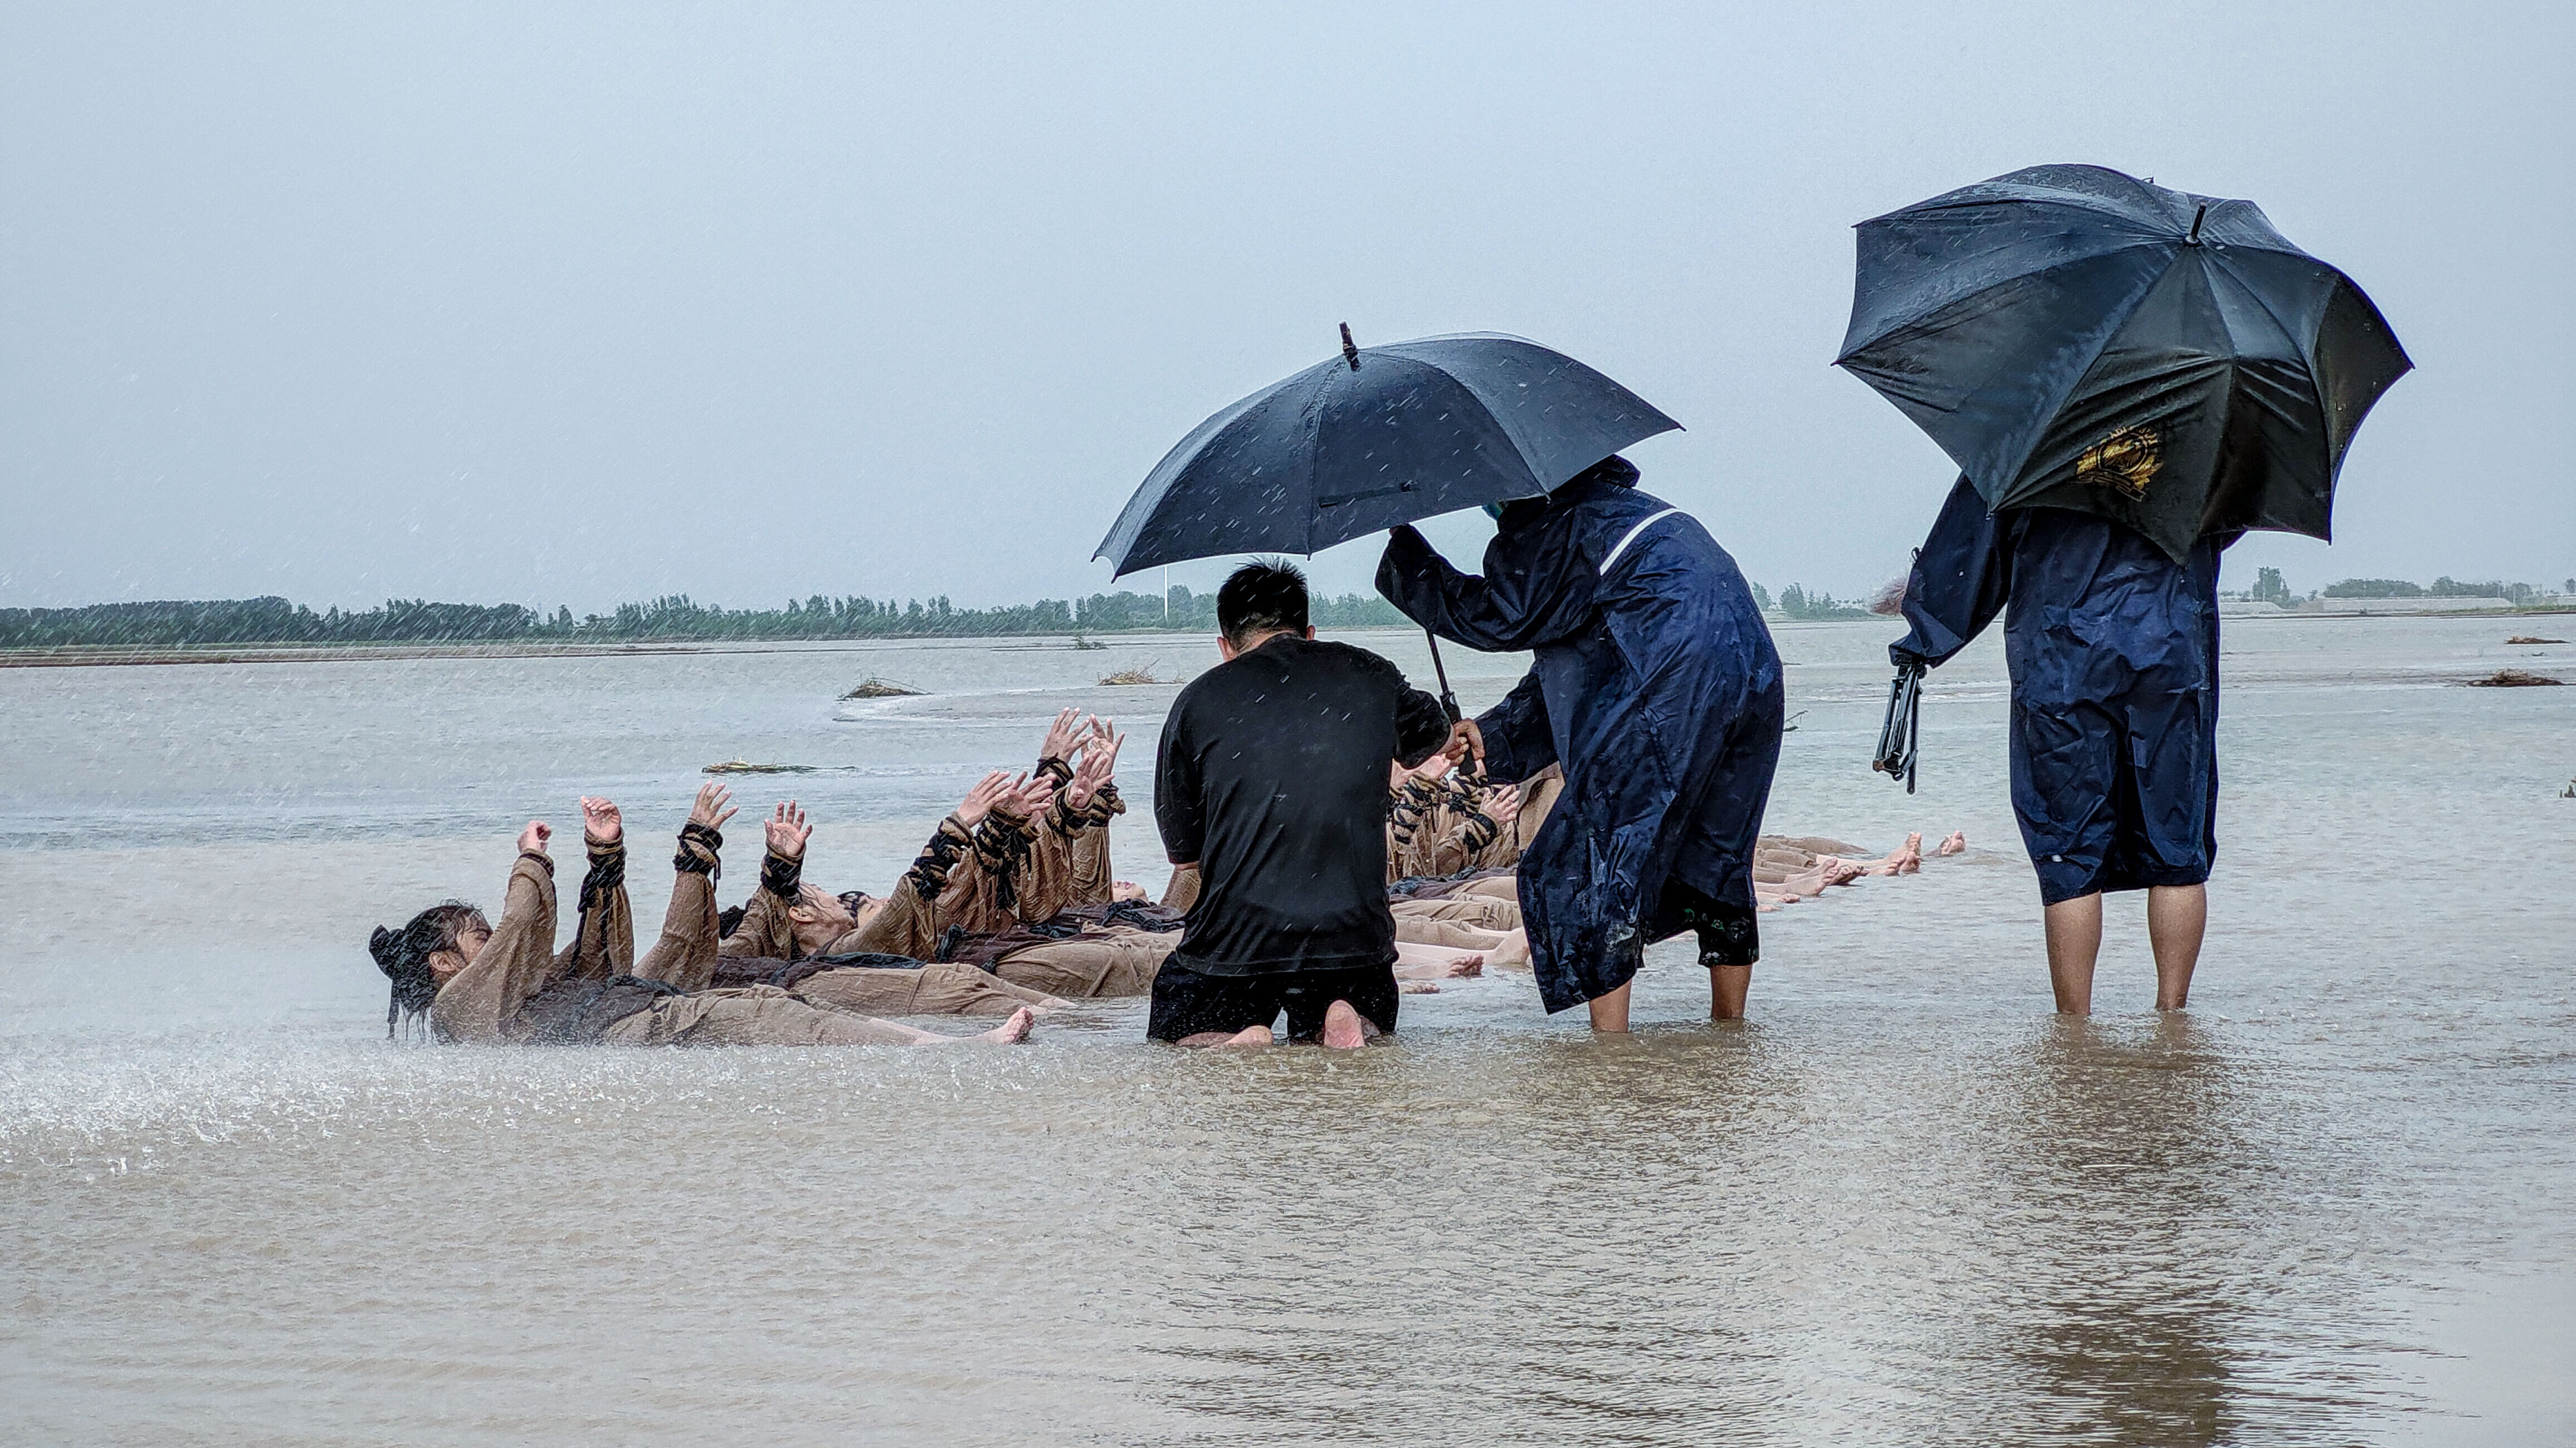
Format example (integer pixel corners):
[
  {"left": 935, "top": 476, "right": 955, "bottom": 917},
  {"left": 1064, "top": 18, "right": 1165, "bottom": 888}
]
[
  {"left": 2186, "top": 204, "right": 2206, "bottom": 245},
  {"left": 1339, "top": 322, "right": 1359, "bottom": 370}
]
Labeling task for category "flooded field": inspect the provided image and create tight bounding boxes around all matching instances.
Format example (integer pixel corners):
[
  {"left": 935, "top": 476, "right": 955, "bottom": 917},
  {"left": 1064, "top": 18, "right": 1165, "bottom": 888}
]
[{"left": 4, "top": 617, "right": 2571, "bottom": 1445}]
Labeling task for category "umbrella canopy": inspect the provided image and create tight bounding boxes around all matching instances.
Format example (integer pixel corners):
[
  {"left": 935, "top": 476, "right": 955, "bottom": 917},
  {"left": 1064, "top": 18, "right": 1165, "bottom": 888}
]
[
  {"left": 1095, "top": 329, "right": 1680, "bottom": 576},
  {"left": 1835, "top": 164, "right": 2411, "bottom": 560}
]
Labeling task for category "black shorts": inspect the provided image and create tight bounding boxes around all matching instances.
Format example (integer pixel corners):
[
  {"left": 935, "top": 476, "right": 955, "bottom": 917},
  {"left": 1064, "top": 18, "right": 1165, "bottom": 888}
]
[
  {"left": 1668, "top": 880, "right": 1760, "bottom": 967},
  {"left": 1146, "top": 958, "right": 1401, "bottom": 1043}
]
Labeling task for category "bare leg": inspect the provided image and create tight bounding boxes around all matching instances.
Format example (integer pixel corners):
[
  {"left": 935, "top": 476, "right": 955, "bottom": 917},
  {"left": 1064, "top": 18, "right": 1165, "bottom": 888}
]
[
  {"left": 1319, "top": 1000, "right": 1367, "bottom": 1049},
  {"left": 1394, "top": 942, "right": 1485, "bottom": 978},
  {"left": 2148, "top": 883, "right": 2207, "bottom": 1010},
  {"left": 2043, "top": 893, "right": 2104, "bottom": 1016},
  {"left": 1587, "top": 980, "right": 1632, "bottom": 1034},
  {"left": 1710, "top": 965, "right": 1752, "bottom": 1021}
]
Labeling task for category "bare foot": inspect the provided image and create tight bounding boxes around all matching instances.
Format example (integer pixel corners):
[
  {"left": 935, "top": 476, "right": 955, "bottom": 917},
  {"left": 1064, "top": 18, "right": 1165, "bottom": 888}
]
[
  {"left": 1394, "top": 953, "right": 1482, "bottom": 980},
  {"left": 1771, "top": 868, "right": 1828, "bottom": 899},
  {"left": 1936, "top": 830, "right": 1967, "bottom": 857},
  {"left": 1401, "top": 980, "right": 1442, "bottom": 994},
  {"left": 978, "top": 1007, "right": 1035, "bottom": 1044},
  {"left": 1823, "top": 858, "right": 1864, "bottom": 887},
  {"left": 1319, "top": 1000, "right": 1368, "bottom": 1049},
  {"left": 1486, "top": 928, "right": 1531, "bottom": 967},
  {"left": 1174, "top": 1024, "right": 1275, "bottom": 1047}
]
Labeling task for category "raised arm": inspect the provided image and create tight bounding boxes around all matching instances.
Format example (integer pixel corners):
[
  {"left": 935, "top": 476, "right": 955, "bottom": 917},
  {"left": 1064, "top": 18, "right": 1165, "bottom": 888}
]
[
  {"left": 838, "top": 773, "right": 1008, "bottom": 958},
  {"left": 558, "top": 796, "right": 635, "bottom": 985},
  {"left": 636, "top": 783, "right": 736, "bottom": 991},
  {"left": 1378, "top": 520, "right": 1603, "bottom": 653},
  {"left": 430, "top": 820, "right": 560, "bottom": 1043},
  {"left": 720, "top": 801, "right": 813, "bottom": 960}
]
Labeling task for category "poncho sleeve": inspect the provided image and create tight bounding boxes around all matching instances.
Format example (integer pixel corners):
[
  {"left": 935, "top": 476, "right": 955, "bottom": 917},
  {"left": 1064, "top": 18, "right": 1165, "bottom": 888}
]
[
  {"left": 1377, "top": 522, "right": 1601, "bottom": 653},
  {"left": 1892, "top": 476, "right": 2013, "bottom": 670}
]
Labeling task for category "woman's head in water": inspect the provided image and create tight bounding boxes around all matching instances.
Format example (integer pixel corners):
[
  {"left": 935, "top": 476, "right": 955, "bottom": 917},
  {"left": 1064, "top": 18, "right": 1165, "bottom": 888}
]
[
  {"left": 787, "top": 884, "right": 882, "bottom": 955},
  {"left": 368, "top": 902, "right": 490, "bottom": 1038}
]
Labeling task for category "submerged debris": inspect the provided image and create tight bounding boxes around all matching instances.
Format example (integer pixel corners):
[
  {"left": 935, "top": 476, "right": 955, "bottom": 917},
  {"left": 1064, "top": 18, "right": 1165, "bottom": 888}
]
[
  {"left": 2506, "top": 635, "right": 2567, "bottom": 645},
  {"left": 1099, "top": 662, "right": 1164, "bottom": 686},
  {"left": 841, "top": 676, "right": 924, "bottom": 699},
  {"left": 703, "top": 760, "right": 817, "bottom": 775},
  {"left": 2464, "top": 669, "right": 2564, "bottom": 687}
]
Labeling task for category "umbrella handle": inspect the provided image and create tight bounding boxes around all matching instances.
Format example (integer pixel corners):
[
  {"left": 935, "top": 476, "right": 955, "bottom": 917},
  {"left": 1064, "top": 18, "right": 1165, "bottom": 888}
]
[
  {"left": 1425, "top": 629, "right": 1462, "bottom": 723},
  {"left": 1872, "top": 658, "right": 1923, "bottom": 794}
]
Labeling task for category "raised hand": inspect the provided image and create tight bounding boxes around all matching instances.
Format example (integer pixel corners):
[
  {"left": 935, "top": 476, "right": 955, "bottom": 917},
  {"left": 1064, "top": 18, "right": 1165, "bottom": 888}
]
[
  {"left": 579, "top": 796, "right": 623, "bottom": 845},
  {"left": 955, "top": 771, "right": 1014, "bottom": 829},
  {"left": 518, "top": 820, "right": 553, "bottom": 856},
  {"left": 763, "top": 801, "right": 812, "bottom": 860},
  {"left": 1066, "top": 730, "right": 1125, "bottom": 810},
  {"left": 690, "top": 782, "right": 739, "bottom": 833},
  {"left": 1001, "top": 770, "right": 1055, "bottom": 820},
  {"left": 1486, "top": 782, "right": 1521, "bottom": 828},
  {"left": 1037, "top": 707, "right": 1084, "bottom": 765}
]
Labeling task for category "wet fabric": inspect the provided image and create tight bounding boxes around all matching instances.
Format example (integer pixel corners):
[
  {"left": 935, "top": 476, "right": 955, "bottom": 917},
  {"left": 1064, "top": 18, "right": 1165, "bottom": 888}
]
[
  {"left": 989, "top": 926, "right": 1174, "bottom": 999},
  {"left": 1145, "top": 957, "right": 1399, "bottom": 1042},
  {"left": 1892, "top": 478, "right": 2226, "bottom": 903},
  {"left": 1391, "top": 894, "right": 1521, "bottom": 932},
  {"left": 429, "top": 826, "right": 953, "bottom": 1046},
  {"left": 1379, "top": 462, "right": 1785, "bottom": 1012},
  {"left": 596, "top": 984, "right": 928, "bottom": 1047},
  {"left": 1013, "top": 776, "right": 1123, "bottom": 924},
  {"left": 790, "top": 963, "right": 1059, "bottom": 1018},
  {"left": 1154, "top": 634, "right": 1450, "bottom": 977},
  {"left": 1836, "top": 164, "right": 2412, "bottom": 562}
]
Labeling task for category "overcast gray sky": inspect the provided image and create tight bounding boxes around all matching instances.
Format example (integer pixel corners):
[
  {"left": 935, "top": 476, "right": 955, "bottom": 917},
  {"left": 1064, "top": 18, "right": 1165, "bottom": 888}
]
[{"left": 3, "top": 1, "right": 2567, "bottom": 613}]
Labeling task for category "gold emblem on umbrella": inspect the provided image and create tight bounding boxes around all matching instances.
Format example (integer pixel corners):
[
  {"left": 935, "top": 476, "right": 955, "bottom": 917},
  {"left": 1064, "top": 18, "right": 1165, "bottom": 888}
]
[{"left": 2075, "top": 425, "right": 2160, "bottom": 501}]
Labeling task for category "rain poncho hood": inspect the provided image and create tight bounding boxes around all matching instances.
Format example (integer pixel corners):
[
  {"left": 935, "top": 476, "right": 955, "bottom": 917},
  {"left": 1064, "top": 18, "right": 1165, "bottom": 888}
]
[{"left": 1378, "top": 460, "right": 1783, "bottom": 1012}]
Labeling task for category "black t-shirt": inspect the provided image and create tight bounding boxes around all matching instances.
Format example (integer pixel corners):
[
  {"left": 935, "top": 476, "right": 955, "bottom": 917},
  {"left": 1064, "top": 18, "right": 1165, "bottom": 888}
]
[{"left": 1154, "top": 634, "right": 1451, "bottom": 976}]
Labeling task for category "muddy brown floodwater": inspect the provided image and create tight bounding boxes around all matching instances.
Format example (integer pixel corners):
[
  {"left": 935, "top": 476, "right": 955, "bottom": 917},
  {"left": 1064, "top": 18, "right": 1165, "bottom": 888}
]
[{"left": 4, "top": 618, "right": 2572, "bottom": 1445}]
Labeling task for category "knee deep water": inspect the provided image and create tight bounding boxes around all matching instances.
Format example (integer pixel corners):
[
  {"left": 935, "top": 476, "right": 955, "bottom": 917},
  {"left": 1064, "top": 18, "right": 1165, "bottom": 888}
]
[{"left": 3, "top": 618, "right": 2572, "bottom": 1446}]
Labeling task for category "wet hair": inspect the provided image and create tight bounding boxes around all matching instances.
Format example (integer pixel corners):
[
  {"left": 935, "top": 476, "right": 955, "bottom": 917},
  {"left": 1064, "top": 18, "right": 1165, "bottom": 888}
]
[
  {"left": 368, "top": 901, "right": 487, "bottom": 1041},
  {"left": 1218, "top": 557, "right": 1309, "bottom": 648}
]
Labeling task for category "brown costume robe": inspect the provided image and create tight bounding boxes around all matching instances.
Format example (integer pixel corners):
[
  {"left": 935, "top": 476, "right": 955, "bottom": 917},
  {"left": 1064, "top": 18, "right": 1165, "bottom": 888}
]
[
  {"left": 1009, "top": 757, "right": 1123, "bottom": 925},
  {"left": 428, "top": 830, "right": 937, "bottom": 1047}
]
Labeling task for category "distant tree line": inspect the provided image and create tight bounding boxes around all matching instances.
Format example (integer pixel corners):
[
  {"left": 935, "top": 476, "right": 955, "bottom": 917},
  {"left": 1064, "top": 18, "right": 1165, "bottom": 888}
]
[
  {"left": 2317, "top": 576, "right": 2553, "bottom": 604},
  {"left": 2223, "top": 569, "right": 2569, "bottom": 606},
  {"left": 0, "top": 588, "right": 1416, "bottom": 649}
]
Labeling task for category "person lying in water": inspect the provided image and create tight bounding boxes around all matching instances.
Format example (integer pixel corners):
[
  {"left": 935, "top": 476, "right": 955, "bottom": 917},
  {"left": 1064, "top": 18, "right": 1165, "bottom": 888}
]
[
  {"left": 1754, "top": 831, "right": 1968, "bottom": 907},
  {"left": 729, "top": 795, "right": 1495, "bottom": 1000},
  {"left": 368, "top": 785, "right": 1032, "bottom": 1046}
]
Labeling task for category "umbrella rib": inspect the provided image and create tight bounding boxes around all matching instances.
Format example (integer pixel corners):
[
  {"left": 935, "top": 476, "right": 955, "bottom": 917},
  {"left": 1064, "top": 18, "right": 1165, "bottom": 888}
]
[
  {"left": 2204, "top": 250, "right": 2341, "bottom": 484},
  {"left": 1999, "top": 251, "right": 2178, "bottom": 499}
]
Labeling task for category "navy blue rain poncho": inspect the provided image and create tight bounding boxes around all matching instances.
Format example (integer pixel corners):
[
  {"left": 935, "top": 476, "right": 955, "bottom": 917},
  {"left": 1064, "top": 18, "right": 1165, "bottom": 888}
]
[
  {"left": 1893, "top": 477, "right": 2229, "bottom": 905},
  {"left": 1378, "top": 459, "right": 1784, "bottom": 1012}
]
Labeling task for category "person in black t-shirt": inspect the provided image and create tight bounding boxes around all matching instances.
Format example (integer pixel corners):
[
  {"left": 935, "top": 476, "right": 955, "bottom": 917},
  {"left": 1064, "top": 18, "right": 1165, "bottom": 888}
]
[{"left": 1150, "top": 560, "right": 1457, "bottom": 1046}]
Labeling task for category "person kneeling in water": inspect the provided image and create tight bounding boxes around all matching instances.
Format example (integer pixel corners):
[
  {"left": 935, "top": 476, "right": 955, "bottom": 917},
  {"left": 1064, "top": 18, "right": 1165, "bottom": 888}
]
[{"left": 369, "top": 784, "right": 1030, "bottom": 1048}]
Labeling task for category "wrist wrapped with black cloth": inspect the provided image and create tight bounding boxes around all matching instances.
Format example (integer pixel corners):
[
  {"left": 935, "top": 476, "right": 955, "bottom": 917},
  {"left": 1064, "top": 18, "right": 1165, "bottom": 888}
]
[
  {"left": 577, "top": 839, "right": 626, "bottom": 913},
  {"left": 674, "top": 822, "right": 723, "bottom": 876},
  {"left": 760, "top": 849, "right": 803, "bottom": 900}
]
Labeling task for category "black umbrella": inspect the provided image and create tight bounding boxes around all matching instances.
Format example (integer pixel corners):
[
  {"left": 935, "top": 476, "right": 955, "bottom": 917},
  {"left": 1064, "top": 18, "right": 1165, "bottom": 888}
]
[
  {"left": 1096, "top": 327, "right": 1679, "bottom": 716},
  {"left": 1834, "top": 164, "right": 2411, "bottom": 560}
]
